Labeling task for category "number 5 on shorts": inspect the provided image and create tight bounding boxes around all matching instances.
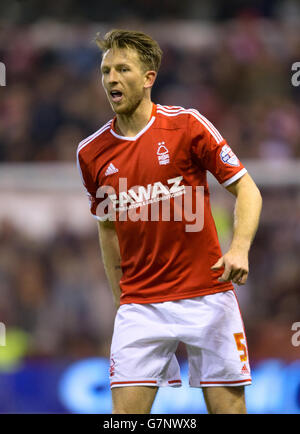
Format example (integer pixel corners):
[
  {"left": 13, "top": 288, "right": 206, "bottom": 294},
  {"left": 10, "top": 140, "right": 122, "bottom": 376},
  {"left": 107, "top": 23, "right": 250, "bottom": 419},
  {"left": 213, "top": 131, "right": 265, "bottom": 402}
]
[{"left": 233, "top": 332, "right": 248, "bottom": 362}]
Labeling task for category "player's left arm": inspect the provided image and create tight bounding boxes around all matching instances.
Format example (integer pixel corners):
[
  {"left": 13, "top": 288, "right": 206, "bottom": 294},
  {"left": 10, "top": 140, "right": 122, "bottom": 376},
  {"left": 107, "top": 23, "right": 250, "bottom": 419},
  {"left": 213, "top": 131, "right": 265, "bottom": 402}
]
[{"left": 211, "top": 172, "right": 262, "bottom": 285}]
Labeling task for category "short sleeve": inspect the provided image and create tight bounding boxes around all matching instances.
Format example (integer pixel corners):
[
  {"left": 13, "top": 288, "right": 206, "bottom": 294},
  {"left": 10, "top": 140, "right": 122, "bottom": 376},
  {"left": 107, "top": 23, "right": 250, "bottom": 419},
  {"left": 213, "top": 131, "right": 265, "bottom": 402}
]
[
  {"left": 189, "top": 110, "right": 247, "bottom": 187},
  {"left": 76, "top": 148, "right": 102, "bottom": 219}
]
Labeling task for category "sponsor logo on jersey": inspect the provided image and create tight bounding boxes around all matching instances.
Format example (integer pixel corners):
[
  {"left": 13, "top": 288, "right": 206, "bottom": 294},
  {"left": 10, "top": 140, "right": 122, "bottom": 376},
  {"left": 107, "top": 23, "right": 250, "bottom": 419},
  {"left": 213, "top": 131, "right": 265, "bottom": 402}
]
[
  {"left": 95, "top": 175, "right": 205, "bottom": 232},
  {"left": 220, "top": 144, "right": 239, "bottom": 167},
  {"left": 109, "top": 176, "right": 185, "bottom": 211},
  {"left": 157, "top": 141, "right": 170, "bottom": 165},
  {"left": 105, "top": 163, "right": 119, "bottom": 176}
]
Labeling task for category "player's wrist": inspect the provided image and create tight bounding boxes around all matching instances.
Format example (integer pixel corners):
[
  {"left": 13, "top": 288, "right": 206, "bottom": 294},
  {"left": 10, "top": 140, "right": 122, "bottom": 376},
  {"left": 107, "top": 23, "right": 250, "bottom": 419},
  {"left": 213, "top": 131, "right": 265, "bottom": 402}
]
[{"left": 229, "top": 238, "right": 251, "bottom": 254}]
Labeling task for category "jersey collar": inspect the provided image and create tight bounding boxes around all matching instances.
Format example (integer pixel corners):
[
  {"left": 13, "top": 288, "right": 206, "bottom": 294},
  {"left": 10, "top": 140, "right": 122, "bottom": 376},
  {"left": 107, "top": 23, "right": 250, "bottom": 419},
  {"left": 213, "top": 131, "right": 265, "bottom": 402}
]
[{"left": 110, "top": 103, "right": 156, "bottom": 141}]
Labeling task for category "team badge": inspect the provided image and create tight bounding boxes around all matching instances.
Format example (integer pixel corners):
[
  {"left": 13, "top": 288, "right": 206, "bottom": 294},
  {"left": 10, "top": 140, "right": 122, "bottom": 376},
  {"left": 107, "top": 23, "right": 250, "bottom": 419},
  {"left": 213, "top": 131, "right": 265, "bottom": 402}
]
[
  {"left": 220, "top": 144, "right": 239, "bottom": 167},
  {"left": 157, "top": 141, "right": 170, "bottom": 165}
]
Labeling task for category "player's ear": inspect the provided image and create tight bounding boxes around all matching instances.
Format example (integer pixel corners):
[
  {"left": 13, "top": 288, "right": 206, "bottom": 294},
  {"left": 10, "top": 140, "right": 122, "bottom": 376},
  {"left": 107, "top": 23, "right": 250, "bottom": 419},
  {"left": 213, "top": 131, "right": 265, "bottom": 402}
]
[{"left": 144, "top": 70, "right": 157, "bottom": 90}]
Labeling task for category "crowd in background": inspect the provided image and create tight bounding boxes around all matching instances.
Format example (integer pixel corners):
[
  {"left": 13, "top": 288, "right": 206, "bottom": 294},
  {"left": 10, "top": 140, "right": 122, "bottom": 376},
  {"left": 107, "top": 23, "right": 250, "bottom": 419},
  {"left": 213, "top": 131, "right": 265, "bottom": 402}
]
[
  {"left": 0, "top": 5, "right": 300, "bottom": 366},
  {"left": 0, "top": 218, "right": 115, "bottom": 367},
  {"left": 1, "top": 13, "right": 300, "bottom": 162}
]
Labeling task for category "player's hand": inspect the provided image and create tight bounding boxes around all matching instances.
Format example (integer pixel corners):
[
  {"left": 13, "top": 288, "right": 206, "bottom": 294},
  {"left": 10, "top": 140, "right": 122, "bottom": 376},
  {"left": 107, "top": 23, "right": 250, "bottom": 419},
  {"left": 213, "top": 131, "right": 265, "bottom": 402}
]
[{"left": 211, "top": 250, "right": 249, "bottom": 285}]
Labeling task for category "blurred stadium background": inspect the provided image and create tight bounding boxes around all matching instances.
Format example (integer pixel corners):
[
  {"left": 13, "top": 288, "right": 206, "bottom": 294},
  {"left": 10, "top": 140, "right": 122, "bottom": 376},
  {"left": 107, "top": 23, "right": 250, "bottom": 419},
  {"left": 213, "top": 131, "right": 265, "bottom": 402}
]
[{"left": 0, "top": 0, "right": 300, "bottom": 413}]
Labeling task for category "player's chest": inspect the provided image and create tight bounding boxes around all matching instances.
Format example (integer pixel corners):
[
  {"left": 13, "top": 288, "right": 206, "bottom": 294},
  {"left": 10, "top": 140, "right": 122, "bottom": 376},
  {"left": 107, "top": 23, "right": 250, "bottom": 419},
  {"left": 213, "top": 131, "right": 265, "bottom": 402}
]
[{"left": 96, "top": 130, "right": 191, "bottom": 192}]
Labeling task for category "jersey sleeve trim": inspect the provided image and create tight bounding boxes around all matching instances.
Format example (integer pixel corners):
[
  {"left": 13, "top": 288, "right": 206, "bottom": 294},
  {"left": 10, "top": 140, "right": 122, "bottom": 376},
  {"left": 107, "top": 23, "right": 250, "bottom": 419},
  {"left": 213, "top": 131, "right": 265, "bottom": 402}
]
[
  {"left": 221, "top": 168, "right": 247, "bottom": 187},
  {"left": 76, "top": 121, "right": 112, "bottom": 189},
  {"left": 156, "top": 105, "right": 224, "bottom": 144},
  {"left": 77, "top": 120, "right": 112, "bottom": 154},
  {"left": 76, "top": 121, "right": 113, "bottom": 213}
]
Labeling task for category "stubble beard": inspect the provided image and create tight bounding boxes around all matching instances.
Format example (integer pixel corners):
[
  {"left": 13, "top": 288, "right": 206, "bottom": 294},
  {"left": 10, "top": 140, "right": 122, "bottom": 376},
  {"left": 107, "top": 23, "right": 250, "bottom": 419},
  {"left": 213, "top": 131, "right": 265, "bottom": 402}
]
[{"left": 110, "top": 88, "right": 144, "bottom": 117}]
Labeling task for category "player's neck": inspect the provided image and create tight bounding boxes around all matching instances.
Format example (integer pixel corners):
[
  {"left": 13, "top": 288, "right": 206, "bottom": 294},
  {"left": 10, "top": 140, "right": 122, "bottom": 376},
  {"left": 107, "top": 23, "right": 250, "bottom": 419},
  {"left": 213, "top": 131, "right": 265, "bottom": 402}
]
[{"left": 115, "top": 99, "right": 153, "bottom": 137}]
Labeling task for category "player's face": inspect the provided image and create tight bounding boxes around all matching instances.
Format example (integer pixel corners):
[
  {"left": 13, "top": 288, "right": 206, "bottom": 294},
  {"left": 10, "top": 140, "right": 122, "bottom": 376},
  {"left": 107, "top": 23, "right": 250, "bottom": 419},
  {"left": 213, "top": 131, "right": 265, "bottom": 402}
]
[{"left": 101, "top": 47, "right": 148, "bottom": 115}]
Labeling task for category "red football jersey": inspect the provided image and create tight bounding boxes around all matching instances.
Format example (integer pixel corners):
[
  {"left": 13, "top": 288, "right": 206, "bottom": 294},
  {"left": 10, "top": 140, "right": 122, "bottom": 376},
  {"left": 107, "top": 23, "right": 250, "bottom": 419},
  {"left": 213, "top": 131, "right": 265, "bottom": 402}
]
[{"left": 77, "top": 104, "right": 247, "bottom": 305}]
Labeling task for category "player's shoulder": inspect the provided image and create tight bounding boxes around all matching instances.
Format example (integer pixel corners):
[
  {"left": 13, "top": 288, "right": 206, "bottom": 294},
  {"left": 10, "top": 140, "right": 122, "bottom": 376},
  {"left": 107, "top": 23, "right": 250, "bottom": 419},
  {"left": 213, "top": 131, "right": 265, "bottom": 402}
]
[
  {"left": 156, "top": 104, "right": 223, "bottom": 143},
  {"left": 156, "top": 104, "right": 201, "bottom": 118},
  {"left": 77, "top": 119, "right": 113, "bottom": 158},
  {"left": 156, "top": 104, "right": 206, "bottom": 126}
]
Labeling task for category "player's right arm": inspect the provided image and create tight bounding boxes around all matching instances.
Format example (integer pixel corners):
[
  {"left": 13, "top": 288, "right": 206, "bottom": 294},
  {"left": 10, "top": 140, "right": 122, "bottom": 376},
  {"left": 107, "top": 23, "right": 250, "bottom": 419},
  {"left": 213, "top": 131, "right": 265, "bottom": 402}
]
[{"left": 97, "top": 220, "right": 122, "bottom": 309}]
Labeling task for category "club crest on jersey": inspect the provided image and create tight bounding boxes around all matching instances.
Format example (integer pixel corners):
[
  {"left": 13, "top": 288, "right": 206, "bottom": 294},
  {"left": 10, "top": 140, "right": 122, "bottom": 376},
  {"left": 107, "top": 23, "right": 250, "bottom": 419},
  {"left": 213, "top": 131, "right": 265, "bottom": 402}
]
[
  {"left": 220, "top": 144, "right": 239, "bottom": 167},
  {"left": 157, "top": 141, "right": 170, "bottom": 165}
]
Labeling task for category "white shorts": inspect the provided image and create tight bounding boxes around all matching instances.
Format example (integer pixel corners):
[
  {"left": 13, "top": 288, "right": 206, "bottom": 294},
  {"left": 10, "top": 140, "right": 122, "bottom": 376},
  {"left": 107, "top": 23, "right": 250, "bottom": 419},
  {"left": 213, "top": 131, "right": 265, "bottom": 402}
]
[{"left": 110, "top": 290, "right": 251, "bottom": 388}]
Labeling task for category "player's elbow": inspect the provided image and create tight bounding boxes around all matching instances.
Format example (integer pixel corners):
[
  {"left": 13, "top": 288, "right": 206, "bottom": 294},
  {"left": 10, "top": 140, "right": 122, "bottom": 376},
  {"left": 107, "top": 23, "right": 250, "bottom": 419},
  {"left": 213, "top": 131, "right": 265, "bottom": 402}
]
[
  {"left": 247, "top": 184, "right": 263, "bottom": 218},
  {"left": 253, "top": 184, "right": 263, "bottom": 210},
  {"left": 238, "top": 175, "right": 262, "bottom": 208},
  {"left": 98, "top": 219, "right": 116, "bottom": 231}
]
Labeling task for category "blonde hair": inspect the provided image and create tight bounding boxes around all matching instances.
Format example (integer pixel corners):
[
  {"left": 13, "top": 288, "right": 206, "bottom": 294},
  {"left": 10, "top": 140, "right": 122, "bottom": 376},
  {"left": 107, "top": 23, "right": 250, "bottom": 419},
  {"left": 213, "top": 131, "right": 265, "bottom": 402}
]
[{"left": 95, "top": 29, "right": 162, "bottom": 72}]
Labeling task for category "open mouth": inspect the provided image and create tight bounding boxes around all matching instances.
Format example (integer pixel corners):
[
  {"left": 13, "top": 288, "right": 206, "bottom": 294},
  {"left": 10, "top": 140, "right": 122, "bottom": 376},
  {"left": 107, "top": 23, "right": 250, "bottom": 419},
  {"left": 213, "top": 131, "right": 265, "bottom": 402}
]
[{"left": 110, "top": 90, "right": 123, "bottom": 103}]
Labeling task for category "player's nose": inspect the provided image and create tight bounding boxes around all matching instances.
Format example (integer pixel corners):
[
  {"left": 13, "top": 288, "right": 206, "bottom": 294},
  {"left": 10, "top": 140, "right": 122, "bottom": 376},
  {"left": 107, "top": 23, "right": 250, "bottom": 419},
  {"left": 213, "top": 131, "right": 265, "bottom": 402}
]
[{"left": 108, "top": 68, "right": 119, "bottom": 84}]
